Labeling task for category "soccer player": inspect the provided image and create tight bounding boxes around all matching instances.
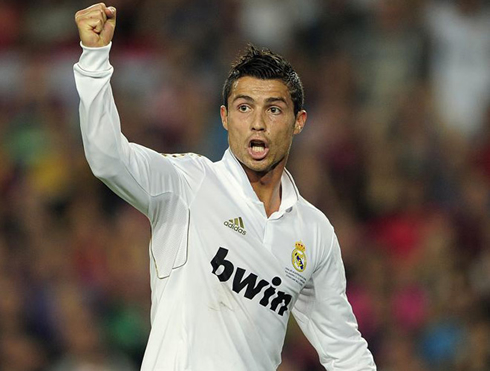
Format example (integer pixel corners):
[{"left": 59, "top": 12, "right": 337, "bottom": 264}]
[{"left": 74, "top": 3, "right": 376, "bottom": 370}]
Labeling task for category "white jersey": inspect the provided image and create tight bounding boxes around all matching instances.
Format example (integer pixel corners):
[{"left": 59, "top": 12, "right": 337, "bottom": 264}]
[{"left": 74, "top": 43, "right": 376, "bottom": 371}]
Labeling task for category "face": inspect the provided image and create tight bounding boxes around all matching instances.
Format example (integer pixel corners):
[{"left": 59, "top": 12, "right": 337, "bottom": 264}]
[{"left": 220, "top": 76, "right": 307, "bottom": 175}]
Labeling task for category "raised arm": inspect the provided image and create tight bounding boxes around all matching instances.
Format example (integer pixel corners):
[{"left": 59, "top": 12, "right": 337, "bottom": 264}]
[{"left": 73, "top": 4, "right": 204, "bottom": 218}]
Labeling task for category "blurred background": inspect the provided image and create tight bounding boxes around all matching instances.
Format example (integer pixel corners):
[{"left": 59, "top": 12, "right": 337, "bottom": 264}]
[{"left": 1, "top": 0, "right": 490, "bottom": 370}]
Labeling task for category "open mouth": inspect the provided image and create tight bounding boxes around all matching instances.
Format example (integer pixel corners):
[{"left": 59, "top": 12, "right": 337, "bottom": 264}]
[{"left": 248, "top": 139, "right": 269, "bottom": 160}]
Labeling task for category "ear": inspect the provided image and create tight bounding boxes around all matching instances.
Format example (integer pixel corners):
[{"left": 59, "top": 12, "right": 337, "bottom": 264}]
[
  {"left": 293, "top": 110, "right": 307, "bottom": 135},
  {"left": 220, "top": 105, "right": 228, "bottom": 131}
]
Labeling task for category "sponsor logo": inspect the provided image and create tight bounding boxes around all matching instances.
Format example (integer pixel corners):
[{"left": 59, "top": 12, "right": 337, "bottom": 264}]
[
  {"left": 292, "top": 241, "right": 307, "bottom": 272},
  {"left": 224, "top": 217, "right": 246, "bottom": 235},
  {"left": 210, "top": 247, "right": 292, "bottom": 316}
]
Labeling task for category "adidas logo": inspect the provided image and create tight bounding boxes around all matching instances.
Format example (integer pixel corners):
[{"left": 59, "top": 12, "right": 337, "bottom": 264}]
[{"left": 224, "top": 217, "right": 247, "bottom": 235}]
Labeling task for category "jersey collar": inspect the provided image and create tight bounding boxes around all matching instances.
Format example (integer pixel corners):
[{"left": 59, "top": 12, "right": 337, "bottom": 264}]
[{"left": 220, "top": 148, "right": 299, "bottom": 217}]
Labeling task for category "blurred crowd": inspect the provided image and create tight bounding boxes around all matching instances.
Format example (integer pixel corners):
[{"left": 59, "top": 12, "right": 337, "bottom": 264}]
[{"left": 1, "top": 0, "right": 490, "bottom": 370}]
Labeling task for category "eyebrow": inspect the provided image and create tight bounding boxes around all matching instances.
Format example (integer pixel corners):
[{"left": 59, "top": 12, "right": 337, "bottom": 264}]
[
  {"left": 232, "top": 95, "right": 289, "bottom": 106},
  {"left": 265, "top": 97, "right": 288, "bottom": 106},
  {"left": 232, "top": 94, "right": 254, "bottom": 103}
]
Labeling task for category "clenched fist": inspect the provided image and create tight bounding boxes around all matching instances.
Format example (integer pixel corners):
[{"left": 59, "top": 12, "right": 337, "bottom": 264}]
[{"left": 75, "top": 3, "right": 116, "bottom": 48}]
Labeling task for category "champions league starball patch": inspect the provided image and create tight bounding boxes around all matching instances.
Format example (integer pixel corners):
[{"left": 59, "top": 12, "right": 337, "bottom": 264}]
[{"left": 292, "top": 241, "right": 307, "bottom": 272}]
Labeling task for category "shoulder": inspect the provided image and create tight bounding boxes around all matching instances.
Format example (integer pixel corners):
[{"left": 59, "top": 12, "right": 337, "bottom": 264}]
[
  {"left": 161, "top": 152, "right": 211, "bottom": 163},
  {"left": 296, "top": 196, "right": 334, "bottom": 232},
  {"left": 160, "top": 152, "right": 213, "bottom": 171},
  {"left": 156, "top": 152, "right": 215, "bottom": 192},
  {"left": 294, "top": 196, "right": 337, "bottom": 262}
]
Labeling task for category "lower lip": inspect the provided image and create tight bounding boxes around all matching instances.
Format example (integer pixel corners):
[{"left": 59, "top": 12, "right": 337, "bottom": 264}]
[{"left": 247, "top": 146, "right": 269, "bottom": 160}]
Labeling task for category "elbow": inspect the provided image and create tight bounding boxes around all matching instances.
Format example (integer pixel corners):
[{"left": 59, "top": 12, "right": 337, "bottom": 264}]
[
  {"left": 89, "top": 163, "right": 117, "bottom": 182},
  {"left": 84, "top": 148, "right": 124, "bottom": 181}
]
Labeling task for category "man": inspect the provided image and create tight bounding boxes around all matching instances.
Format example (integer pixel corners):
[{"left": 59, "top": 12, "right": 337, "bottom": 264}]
[{"left": 74, "top": 3, "right": 376, "bottom": 370}]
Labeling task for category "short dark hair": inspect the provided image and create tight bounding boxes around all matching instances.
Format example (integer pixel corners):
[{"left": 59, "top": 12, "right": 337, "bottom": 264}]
[{"left": 222, "top": 44, "right": 305, "bottom": 115}]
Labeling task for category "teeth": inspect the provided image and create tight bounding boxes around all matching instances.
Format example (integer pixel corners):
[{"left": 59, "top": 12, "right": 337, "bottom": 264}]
[{"left": 252, "top": 145, "right": 265, "bottom": 153}]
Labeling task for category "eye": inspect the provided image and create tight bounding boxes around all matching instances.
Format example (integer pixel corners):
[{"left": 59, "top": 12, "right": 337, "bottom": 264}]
[
  {"left": 238, "top": 104, "right": 250, "bottom": 113},
  {"left": 269, "top": 106, "right": 282, "bottom": 115}
]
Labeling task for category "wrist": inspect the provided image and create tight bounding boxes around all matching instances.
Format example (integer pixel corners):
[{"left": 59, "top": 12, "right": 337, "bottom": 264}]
[{"left": 78, "top": 42, "right": 112, "bottom": 72}]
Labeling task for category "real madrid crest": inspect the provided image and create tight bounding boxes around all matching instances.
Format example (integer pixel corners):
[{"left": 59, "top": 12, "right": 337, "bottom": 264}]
[{"left": 292, "top": 241, "right": 307, "bottom": 272}]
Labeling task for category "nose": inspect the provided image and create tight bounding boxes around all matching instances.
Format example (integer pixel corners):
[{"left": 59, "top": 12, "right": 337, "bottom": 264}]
[{"left": 251, "top": 111, "right": 266, "bottom": 131}]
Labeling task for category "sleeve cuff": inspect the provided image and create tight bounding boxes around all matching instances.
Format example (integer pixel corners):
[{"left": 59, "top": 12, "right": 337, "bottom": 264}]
[{"left": 78, "top": 42, "right": 112, "bottom": 72}]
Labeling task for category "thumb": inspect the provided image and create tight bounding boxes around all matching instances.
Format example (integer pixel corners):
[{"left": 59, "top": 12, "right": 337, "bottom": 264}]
[{"left": 101, "top": 6, "right": 116, "bottom": 45}]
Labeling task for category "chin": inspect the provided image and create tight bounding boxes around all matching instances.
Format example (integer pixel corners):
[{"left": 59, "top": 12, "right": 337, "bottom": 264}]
[
  {"left": 240, "top": 158, "right": 268, "bottom": 173},
  {"left": 245, "top": 162, "right": 265, "bottom": 172}
]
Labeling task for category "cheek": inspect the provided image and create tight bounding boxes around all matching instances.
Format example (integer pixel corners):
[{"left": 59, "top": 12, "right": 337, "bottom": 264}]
[
  {"left": 227, "top": 125, "right": 240, "bottom": 138},
  {"left": 277, "top": 127, "right": 296, "bottom": 149},
  {"left": 227, "top": 125, "right": 246, "bottom": 147},
  {"left": 275, "top": 121, "right": 296, "bottom": 138}
]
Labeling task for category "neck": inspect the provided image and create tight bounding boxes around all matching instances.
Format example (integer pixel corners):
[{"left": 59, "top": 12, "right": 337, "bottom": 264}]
[{"left": 243, "top": 163, "right": 284, "bottom": 218}]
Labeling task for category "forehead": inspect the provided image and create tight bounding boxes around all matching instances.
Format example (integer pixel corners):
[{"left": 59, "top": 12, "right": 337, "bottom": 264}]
[{"left": 230, "top": 76, "right": 291, "bottom": 103}]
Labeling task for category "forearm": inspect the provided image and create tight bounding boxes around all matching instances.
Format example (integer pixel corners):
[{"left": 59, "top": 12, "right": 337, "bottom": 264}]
[
  {"left": 75, "top": 43, "right": 119, "bottom": 177},
  {"left": 73, "top": 43, "right": 151, "bottom": 214},
  {"left": 293, "top": 300, "right": 376, "bottom": 371}
]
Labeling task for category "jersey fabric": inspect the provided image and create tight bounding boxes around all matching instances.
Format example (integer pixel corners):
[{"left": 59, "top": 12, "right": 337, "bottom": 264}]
[{"left": 73, "top": 43, "right": 376, "bottom": 371}]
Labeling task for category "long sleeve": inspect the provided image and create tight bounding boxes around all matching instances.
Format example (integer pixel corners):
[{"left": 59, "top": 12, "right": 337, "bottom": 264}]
[
  {"left": 74, "top": 44, "right": 207, "bottom": 279},
  {"left": 73, "top": 43, "right": 204, "bottom": 218},
  {"left": 292, "top": 234, "right": 376, "bottom": 370}
]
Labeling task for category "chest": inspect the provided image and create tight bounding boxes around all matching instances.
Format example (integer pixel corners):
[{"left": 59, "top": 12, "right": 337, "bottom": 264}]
[{"left": 188, "top": 175, "right": 319, "bottom": 300}]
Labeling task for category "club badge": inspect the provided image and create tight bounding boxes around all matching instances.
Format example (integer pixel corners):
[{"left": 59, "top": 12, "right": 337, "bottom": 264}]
[{"left": 292, "top": 241, "right": 307, "bottom": 272}]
